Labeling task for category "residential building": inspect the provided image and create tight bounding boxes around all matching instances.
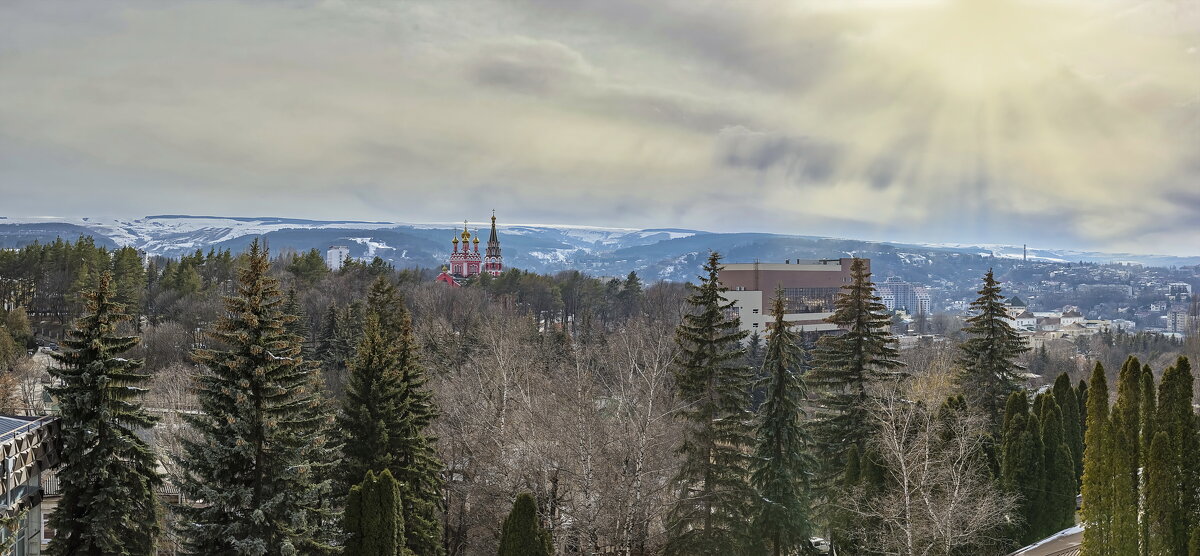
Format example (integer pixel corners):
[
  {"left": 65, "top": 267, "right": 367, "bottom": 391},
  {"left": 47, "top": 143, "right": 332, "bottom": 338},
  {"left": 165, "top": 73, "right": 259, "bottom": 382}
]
[
  {"left": 717, "top": 258, "right": 859, "bottom": 335},
  {"left": 326, "top": 245, "right": 350, "bottom": 271},
  {"left": 877, "top": 276, "right": 932, "bottom": 315}
]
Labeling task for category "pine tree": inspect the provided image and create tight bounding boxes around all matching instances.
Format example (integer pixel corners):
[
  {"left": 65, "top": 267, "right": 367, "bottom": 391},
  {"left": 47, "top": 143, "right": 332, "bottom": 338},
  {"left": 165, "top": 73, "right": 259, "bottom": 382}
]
[
  {"left": 176, "top": 240, "right": 335, "bottom": 555},
  {"left": 344, "top": 470, "right": 410, "bottom": 556},
  {"left": 1081, "top": 363, "right": 1112, "bottom": 555},
  {"left": 665, "top": 251, "right": 757, "bottom": 556},
  {"left": 46, "top": 271, "right": 160, "bottom": 556},
  {"left": 1053, "top": 372, "right": 1084, "bottom": 483},
  {"left": 340, "top": 277, "right": 445, "bottom": 556},
  {"left": 957, "top": 269, "right": 1030, "bottom": 426},
  {"left": 1146, "top": 431, "right": 1177, "bottom": 556},
  {"left": 497, "top": 493, "right": 552, "bottom": 556},
  {"left": 750, "top": 290, "right": 814, "bottom": 556},
  {"left": 808, "top": 257, "right": 903, "bottom": 474}
]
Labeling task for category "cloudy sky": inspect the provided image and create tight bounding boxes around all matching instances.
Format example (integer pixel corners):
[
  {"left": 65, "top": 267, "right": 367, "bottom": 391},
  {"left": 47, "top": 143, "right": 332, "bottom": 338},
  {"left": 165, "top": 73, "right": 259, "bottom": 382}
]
[{"left": 2, "top": 0, "right": 1198, "bottom": 253}]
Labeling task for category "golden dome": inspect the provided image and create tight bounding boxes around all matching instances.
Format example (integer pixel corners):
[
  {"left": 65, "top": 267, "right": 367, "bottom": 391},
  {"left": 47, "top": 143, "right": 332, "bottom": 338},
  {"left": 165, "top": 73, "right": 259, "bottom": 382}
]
[
  {"left": 452, "top": 235, "right": 459, "bottom": 244},
  {"left": 461, "top": 226, "right": 471, "bottom": 240},
  {"left": 473, "top": 236, "right": 480, "bottom": 244}
]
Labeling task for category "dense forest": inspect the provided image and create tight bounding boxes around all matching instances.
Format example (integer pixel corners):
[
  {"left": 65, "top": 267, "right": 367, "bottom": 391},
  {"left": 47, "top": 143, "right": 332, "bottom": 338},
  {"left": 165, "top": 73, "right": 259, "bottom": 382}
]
[{"left": 1, "top": 236, "right": 1199, "bottom": 555}]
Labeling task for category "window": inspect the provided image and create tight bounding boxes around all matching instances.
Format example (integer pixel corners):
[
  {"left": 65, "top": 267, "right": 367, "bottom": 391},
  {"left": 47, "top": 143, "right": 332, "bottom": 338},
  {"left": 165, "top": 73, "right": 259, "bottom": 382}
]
[{"left": 751, "top": 309, "right": 759, "bottom": 314}]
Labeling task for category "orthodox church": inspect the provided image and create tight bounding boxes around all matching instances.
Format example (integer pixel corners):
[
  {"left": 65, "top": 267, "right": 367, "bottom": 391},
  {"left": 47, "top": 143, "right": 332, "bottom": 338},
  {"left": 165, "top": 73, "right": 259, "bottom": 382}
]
[{"left": 436, "top": 212, "right": 502, "bottom": 287}]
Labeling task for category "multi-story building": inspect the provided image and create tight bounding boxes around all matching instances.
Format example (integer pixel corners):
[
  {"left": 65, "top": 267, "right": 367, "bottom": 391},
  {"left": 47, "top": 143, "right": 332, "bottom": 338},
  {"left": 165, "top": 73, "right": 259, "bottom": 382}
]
[
  {"left": 326, "top": 245, "right": 350, "bottom": 271},
  {"left": 877, "top": 276, "right": 932, "bottom": 315},
  {"left": 718, "top": 258, "right": 859, "bottom": 335},
  {"left": 0, "top": 415, "right": 61, "bottom": 556}
]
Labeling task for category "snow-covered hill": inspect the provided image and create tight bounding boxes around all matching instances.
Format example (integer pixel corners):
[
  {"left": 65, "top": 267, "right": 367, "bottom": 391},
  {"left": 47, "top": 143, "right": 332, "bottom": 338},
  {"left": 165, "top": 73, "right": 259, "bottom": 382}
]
[{"left": 2, "top": 214, "right": 1197, "bottom": 281}]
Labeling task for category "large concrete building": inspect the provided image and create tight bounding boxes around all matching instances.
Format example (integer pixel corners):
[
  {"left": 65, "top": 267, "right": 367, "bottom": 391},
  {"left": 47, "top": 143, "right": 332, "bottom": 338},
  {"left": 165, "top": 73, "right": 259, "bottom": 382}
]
[
  {"left": 0, "top": 415, "right": 61, "bottom": 556},
  {"left": 718, "top": 259, "right": 860, "bottom": 335},
  {"left": 876, "top": 276, "right": 932, "bottom": 315}
]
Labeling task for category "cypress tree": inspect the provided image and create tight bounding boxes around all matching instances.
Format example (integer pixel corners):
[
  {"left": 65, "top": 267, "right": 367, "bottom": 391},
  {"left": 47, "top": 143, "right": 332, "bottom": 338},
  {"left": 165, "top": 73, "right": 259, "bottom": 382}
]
[
  {"left": 1140, "top": 364, "right": 1156, "bottom": 556},
  {"left": 1053, "top": 372, "right": 1084, "bottom": 483},
  {"left": 1000, "top": 403, "right": 1043, "bottom": 545},
  {"left": 1152, "top": 357, "right": 1197, "bottom": 553},
  {"left": 1146, "top": 431, "right": 1177, "bottom": 556},
  {"left": 344, "top": 470, "right": 409, "bottom": 556},
  {"left": 176, "top": 240, "right": 335, "bottom": 555},
  {"left": 1108, "top": 410, "right": 1140, "bottom": 555},
  {"left": 1077, "top": 378, "right": 1089, "bottom": 438},
  {"left": 808, "top": 257, "right": 903, "bottom": 475},
  {"left": 46, "top": 271, "right": 160, "bottom": 556},
  {"left": 497, "top": 493, "right": 551, "bottom": 556},
  {"left": 1111, "top": 357, "right": 1143, "bottom": 552},
  {"left": 1038, "top": 393, "right": 1078, "bottom": 538},
  {"left": 957, "top": 269, "right": 1030, "bottom": 426},
  {"left": 1081, "top": 363, "right": 1112, "bottom": 554},
  {"left": 665, "top": 251, "right": 757, "bottom": 556},
  {"left": 750, "top": 290, "right": 814, "bottom": 556},
  {"left": 340, "top": 277, "right": 445, "bottom": 556}
]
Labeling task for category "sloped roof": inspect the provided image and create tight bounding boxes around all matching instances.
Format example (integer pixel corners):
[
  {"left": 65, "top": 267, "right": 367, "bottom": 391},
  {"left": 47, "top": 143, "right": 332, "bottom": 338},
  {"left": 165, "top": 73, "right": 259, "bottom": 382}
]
[{"left": 1008, "top": 295, "right": 1027, "bottom": 307}]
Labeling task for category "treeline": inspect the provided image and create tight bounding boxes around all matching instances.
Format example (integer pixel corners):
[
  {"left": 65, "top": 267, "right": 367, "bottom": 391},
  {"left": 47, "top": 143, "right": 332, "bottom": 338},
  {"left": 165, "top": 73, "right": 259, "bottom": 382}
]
[{"left": 6, "top": 236, "right": 1200, "bottom": 555}]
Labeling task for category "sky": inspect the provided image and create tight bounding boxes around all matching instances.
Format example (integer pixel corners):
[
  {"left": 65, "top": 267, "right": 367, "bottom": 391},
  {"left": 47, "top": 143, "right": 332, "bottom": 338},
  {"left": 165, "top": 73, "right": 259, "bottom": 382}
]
[{"left": 1, "top": 0, "right": 1199, "bottom": 254}]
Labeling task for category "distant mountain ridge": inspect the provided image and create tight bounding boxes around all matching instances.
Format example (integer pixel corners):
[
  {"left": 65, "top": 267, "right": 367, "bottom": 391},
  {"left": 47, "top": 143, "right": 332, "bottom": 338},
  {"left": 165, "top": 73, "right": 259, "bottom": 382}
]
[{"left": 1, "top": 215, "right": 1197, "bottom": 282}]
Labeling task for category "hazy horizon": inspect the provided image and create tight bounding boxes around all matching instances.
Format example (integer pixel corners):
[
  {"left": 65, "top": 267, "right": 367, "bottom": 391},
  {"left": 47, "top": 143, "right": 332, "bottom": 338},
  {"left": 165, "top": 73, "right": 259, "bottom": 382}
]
[{"left": 3, "top": 0, "right": 1199, "bottom": 255}]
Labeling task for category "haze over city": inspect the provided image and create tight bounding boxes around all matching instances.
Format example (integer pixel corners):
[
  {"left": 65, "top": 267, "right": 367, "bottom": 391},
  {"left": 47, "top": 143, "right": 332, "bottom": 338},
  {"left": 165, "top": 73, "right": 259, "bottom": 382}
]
[{"left": 3, "top": 0, "right": 1199, "bottom": 254}]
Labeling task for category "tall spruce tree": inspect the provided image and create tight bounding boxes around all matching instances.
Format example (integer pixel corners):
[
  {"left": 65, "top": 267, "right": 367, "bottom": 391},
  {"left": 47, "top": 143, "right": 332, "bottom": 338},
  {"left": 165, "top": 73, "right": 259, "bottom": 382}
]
[
  {"left": 750, "top": 290, "right": 814, "bottom": 556},
  {"left": 497, "top": 493, "right": 552, "bottom": 556},
  {"left": 46, "top": 271, "right": 160, "bottom": 556},
  {"left": 340, "top": 277, "right": 444, "bottom": 556},
  {"left": 176, "top": 240, "right": 335, "bottom": 555},
  {"left": 807, "top": 257, "right": 903, "bottom": 474},
  {"left": 957, "top": 269, "right": 1029, "bottom": 426},
  {"left": 665, "top": 251, "right": 757, "bottom": 556},
  {"left": 1081, "top": 363, "right": 1113, "bottom": 555},
  {"left": 344, "top": 470, "right": 409, "bottom": 556}
]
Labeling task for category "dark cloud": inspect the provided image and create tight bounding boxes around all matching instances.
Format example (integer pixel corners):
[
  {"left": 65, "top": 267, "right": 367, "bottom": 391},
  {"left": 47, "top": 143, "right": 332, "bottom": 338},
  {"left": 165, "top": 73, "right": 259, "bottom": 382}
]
[{"left": 715, "top": 126, "right": 841, "bottom": 182}]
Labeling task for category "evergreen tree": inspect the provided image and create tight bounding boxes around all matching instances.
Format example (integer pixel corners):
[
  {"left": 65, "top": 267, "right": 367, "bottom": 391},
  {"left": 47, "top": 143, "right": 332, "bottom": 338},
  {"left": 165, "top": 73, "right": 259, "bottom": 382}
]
[
  {"left": 957, "top": 270, "right": 1030, "bottom": 426},
  {"left": 1110, "top": 357, "right": 1143, "bottom": 552},
  {"left": 176, "top": 240, "right": 335, "bottom": 555},
  {"left": 750, "top": 291, "right": 814, "bottom": 556},
  {"left": 283, "top": 288, "right": 315, "bottom": 358},
  {"left": 340, "top": 277, "right": 445, "bottom": 556},
  {"left": 1081, "top": 363, "right": 1112, "bottom": 555},
  {"left": 1108, "top": 410, "right": 1140, "bottom": 555},
  {"left": 1146, "top": 431, "right": 1177, "bottom": 556},
  {"left": 1053, "top": 372, "right": 1084, "bottom": 483},
  {"left": 46, "top": 272, "right": 160, "bottom": 556},
  {"left": 808, "top": 257, "right": 903, "bottom": 474},
  {"left": 999, "top": 397, "right": 1042, "bottom": 545},
  {"left": 665, "top": 251, "right": 757, "bottom": 556},
  {"left": 497, "top": 493, "right": 551, "bottom": 556},
  {"left": 1037, "top": 393, "right": 1078, "bottom": 538},
  {"left": 1140, "top": 364, "right": 1156, "bottom": 556},
  {"left": 1151, "top": 357, "right": 1197, "bottom": 553},
  {"left": 344, "top": 470, "right": 409, "bottom": 556}
]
